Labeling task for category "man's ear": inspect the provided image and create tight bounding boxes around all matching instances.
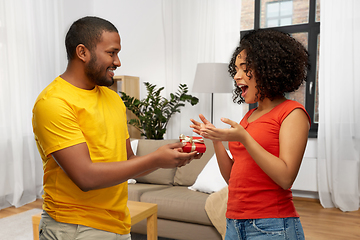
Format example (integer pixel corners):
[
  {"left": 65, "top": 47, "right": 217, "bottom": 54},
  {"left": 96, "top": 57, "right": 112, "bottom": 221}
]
[{"left": 76, "top": 44, "right": 90, "bottom": 62}]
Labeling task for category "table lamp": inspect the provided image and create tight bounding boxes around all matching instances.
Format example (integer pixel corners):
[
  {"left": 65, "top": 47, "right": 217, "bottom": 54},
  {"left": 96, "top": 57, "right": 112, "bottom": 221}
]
[{"left": 192, "top": 63, "right": 234, "bottom": 123}]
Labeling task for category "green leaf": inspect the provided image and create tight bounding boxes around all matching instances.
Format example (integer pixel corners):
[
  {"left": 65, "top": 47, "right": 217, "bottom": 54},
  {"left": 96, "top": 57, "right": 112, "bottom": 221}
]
[{"left": 120, "top": 82, "right": 199, "bottom": 139}]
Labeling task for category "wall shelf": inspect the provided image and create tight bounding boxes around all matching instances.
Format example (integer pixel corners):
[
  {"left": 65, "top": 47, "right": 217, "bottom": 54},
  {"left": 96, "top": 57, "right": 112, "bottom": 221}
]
[{"left": 109, "top": 75, "right": 141, "bottom": 139}]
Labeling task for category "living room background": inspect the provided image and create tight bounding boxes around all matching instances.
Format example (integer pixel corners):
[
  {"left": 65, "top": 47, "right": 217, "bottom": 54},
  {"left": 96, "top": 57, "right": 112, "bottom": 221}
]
[{"left": 0, "top": 0, "right": 359, "bottom": 212}]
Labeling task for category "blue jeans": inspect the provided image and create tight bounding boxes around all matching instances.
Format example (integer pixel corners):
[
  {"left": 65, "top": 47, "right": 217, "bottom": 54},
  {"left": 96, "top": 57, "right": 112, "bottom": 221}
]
[{"left": 225, "top": 217, "right": 305, "bottom": 240}]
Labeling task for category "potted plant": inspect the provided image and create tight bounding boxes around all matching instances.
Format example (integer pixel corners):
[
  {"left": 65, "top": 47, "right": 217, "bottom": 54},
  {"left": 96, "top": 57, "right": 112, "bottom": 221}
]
[{"left": 120, "top": 82, "right": 199, "bottom": 139}]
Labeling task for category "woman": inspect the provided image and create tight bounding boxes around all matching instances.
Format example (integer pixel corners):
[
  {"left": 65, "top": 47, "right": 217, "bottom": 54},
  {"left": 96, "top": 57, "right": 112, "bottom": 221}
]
[{"left": 191, "top": 29, "right": 310, "bottom": 240}]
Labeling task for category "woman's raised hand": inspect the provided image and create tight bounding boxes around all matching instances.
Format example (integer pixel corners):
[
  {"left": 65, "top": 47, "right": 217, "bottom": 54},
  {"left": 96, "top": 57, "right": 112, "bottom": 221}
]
[
  {"left": 190, "top": 114, "right": 214, "bottom": 136},
  {"left": 191, "top": 114, "right": 248, "bottom": 142}
]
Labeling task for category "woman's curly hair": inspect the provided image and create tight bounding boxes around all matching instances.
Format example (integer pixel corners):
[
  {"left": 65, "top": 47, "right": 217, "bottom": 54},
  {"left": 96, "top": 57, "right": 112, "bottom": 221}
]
[{"left": 228, "top": 29, "right": 310, "bottom": 104}]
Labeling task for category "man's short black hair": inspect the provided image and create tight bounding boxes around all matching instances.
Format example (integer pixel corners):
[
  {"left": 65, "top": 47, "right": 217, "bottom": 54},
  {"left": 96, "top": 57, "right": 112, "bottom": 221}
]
[{"left": 65, "top": 16, "right": 118, "bottom": 60}]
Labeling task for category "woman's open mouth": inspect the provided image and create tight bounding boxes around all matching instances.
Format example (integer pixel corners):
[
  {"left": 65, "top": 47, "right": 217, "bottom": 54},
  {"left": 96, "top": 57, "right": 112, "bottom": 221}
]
[{"left": 238, "top": 84, "right": 248, "bottom": 97}]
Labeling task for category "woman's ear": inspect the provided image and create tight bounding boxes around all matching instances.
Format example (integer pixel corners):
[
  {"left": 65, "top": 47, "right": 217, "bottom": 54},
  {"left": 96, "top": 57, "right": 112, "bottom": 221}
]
[{"left": 76, "top": 44, "right": 90, "bottom": 62}]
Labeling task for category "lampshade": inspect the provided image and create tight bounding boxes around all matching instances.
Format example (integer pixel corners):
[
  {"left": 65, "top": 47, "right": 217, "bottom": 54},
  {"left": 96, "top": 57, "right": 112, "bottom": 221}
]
[{"left": 192, "top": 63, "right": 233, "bottom": 93}]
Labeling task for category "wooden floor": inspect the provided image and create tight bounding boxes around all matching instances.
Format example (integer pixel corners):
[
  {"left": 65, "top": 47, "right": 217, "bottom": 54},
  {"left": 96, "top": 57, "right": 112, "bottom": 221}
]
[
  {"left": 293, "top": 197, "right": 360, "bottom": 240},
  {"left": 0, "top": 199, "right": 43, "bottom": 219},
  {"left": 1, "top": 197, "right": 359, "bottom": 239}
]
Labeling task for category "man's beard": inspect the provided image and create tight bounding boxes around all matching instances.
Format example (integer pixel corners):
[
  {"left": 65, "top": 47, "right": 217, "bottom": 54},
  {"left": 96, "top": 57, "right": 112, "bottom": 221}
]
[{"left": 85, "top": 53, "right": 114, "bottom": 87}]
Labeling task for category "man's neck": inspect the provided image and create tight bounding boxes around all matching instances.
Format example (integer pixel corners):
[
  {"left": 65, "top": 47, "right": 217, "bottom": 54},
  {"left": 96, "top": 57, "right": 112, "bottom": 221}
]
[{"left": 61, "top": 64, "right": 95, "bottom": 90}]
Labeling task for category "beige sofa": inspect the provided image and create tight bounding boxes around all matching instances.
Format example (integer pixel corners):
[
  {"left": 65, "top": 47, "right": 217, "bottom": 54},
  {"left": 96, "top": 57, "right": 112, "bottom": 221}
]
[{"left": 128, "top": 138, "right": 228, "bottom": 240}]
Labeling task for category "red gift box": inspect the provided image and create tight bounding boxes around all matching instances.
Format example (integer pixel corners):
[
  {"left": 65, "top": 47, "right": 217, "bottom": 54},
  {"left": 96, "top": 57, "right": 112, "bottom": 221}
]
[{"left": 179, "top": 134, "right": 206, "bottom": 153}]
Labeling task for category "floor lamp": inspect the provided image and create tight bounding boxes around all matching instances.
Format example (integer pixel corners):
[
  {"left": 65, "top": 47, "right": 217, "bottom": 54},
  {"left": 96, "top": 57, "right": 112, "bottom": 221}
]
[{"left": 192, "top": 63, "right": 234, "bottom": 124}]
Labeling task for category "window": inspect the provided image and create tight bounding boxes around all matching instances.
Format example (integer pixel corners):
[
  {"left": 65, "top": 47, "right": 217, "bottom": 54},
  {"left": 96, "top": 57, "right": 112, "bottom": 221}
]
[
  {"left": 240, "top": 0, "right": 320, "bottom": 137},
  {"left": 265, "top": 0, "right": 293, "bottom": 27}
]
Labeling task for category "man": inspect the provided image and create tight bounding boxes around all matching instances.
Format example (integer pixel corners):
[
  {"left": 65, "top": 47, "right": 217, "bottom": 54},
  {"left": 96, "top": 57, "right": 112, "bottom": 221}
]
[{"left": 32, "top": 16, "right": 199, "bottom": 240}]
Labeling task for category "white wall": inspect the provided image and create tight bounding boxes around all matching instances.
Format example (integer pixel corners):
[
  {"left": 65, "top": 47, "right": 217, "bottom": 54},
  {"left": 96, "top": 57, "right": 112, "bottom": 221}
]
[
  {"left": 93, "top": 0, "right": 245, "bottom": 136},
  {"left": 55, "top": 0, "right": 96, "bottom": 74},
  {"left": 293, "top": 138, "right": 318, "bottom": 198},
  {"left": 58, "top": 0, "right": 166, "bottom": 100},
  {"left": 93, "top": 0, "right": 166, "bottom": 99}
]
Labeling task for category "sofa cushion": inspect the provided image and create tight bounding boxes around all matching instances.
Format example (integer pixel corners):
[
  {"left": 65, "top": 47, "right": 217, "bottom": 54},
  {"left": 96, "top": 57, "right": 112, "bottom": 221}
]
[
  {"left": 135, "top": 139, "right": 179, "bottom": 185},
  {"left": 128, "top": 183, "right": 171, "bottom": 202},
  {"left": 131, "top": 218, "right": 222, "bottom": 240},
  {"left": 174, "top": 139, "right": 215, "bottom": 186},
  {"left": 140, "top": 186, "right": 212, "bottom": 226}
]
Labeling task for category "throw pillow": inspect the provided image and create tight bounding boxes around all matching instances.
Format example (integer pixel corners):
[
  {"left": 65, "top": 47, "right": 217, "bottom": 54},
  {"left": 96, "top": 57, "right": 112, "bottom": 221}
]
[
  {"left": 188, "top": 150, "right": 231, "bottom": 193},
  {"left": 130, "top": 139, "right": 139, "bottom": 154},
  {"left": 128, "top": 139, "right": 139, "bottom": 184}
]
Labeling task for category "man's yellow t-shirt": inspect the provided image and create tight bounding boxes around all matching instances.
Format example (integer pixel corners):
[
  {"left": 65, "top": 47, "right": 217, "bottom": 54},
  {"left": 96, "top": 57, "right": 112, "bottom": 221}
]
[{"left": 32, "top": 76, "right": 131, "bottom": 234}]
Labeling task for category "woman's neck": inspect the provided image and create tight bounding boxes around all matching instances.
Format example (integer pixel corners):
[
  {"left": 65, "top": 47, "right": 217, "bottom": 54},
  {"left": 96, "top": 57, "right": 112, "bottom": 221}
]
[{"left": 257, "top": 96, "right": 287, "bottom": 112}]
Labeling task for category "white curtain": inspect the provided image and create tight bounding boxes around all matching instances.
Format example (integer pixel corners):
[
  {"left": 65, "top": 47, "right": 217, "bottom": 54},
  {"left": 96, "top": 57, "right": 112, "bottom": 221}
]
[
  {"left": 0, "top": 0, "right": 64, "bottom": 209},
  {"left": 161, "top": 0, "right": 247, "bottom": 139},
  {"left": 318, "top": 0, "right": 360, "bottom": 212}
]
